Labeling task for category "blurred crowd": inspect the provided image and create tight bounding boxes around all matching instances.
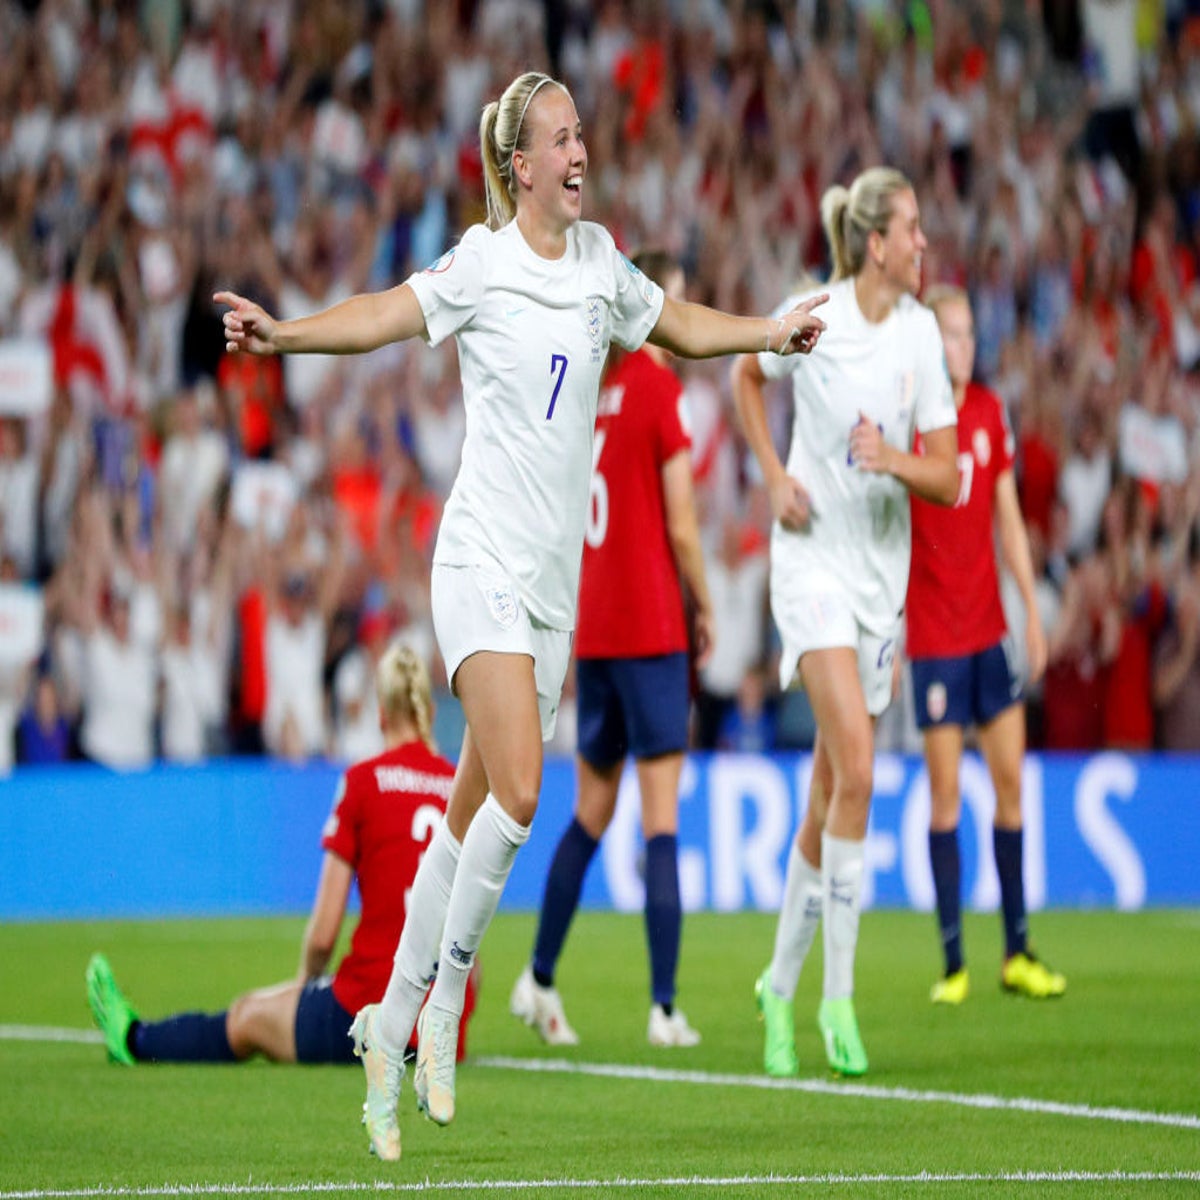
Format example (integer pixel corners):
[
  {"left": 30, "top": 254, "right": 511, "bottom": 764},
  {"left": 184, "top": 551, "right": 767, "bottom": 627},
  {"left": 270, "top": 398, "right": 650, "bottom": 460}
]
[{"left": 2, "top": 0, "right": 1200, "bottom": 773}]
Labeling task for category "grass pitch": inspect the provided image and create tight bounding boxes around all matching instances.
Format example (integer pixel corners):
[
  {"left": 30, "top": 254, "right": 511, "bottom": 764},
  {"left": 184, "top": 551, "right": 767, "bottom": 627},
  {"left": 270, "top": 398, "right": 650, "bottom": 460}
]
[{"left": 2, "top": 909, "right": 1198, "bottom": 1198}]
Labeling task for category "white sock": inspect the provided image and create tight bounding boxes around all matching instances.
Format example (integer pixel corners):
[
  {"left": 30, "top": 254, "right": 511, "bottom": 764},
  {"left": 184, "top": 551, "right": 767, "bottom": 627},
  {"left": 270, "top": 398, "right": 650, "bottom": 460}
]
[
  {"left": 428, "top": 794, "right": 530, "bottom": 1019},
  {"left": 822, "top": 832, "right": 865, "bottom": 1001},
  {"left": 376, "top": 821, "right": 462, "bottom": 1054},
  {"left": 768, "top": 839, "right": 823, "bottom": 999}
]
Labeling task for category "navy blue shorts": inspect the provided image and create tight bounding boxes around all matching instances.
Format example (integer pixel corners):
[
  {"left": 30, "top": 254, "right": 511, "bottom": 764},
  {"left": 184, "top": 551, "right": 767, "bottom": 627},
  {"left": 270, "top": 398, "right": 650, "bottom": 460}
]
[
  {"left": 576, "top": 652, "right": 690, "bottom": 767},
  {"left": 294, "top": 978, "right": 358, "bottom": 1065},
  {"left": 911, "top": 640, "right": 1022, "bottom": 731}
]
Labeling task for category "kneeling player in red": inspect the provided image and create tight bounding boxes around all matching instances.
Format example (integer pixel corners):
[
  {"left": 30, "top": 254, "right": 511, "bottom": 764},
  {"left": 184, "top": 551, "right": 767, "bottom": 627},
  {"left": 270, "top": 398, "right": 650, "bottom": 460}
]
[{"left": 85, "top": 641, "right": 478, "bottom": 1066}]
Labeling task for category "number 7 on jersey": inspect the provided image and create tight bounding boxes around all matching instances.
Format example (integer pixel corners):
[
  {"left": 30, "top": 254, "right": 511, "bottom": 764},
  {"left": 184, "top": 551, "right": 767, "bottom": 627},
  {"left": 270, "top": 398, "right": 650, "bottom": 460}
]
[{"left": 546, "top": 354, "right": 568, "bottom": 420}]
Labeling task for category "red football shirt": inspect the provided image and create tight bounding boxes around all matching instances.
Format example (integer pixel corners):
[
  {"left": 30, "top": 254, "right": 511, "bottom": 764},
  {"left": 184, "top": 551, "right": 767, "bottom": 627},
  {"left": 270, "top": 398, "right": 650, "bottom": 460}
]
[
  {"left": 907, "top": 382, "right": 1014, "bottom": 658},
  {"left": 322, "top": 740, "right": 455, "bottom": 1016},
  {"left": 575, "top": 349, "right": 692, "bottom": 659}
]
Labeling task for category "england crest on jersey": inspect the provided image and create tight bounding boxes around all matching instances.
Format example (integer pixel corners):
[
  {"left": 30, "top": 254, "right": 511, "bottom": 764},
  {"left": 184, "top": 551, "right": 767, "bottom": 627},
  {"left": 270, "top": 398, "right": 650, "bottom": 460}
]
[{"left": 485, "top": 584, "right": 519, "bottom": 629}]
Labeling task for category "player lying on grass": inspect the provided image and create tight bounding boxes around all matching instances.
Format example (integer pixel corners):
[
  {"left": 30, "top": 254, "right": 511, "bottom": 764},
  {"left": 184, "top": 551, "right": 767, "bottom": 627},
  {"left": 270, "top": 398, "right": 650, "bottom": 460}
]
[{"left": 85, "top": 641, "right": 477, "bottom": 1065}]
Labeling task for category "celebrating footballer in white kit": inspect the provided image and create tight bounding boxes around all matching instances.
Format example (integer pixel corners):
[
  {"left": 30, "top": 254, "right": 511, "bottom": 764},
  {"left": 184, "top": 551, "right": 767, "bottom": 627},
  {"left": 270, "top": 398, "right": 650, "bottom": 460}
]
[
  {"left": 759, "top": 274, "right": 956, "bottom": 709},
  {"left": 215, "top": 68, "right": 828, "bottom": 1163},
  {"left": 732, "top": 166, "right": 958, "bottom": 1083}
]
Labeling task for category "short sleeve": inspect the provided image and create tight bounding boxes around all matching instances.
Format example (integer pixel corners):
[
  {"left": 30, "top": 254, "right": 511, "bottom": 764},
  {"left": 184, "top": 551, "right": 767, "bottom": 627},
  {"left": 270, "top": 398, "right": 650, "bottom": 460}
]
[
  {"left": 656, "top": 374, "right": 690, "bottom": 465},
  {"left": 321, "top": 771, "right": 359, "bottom": 866},
  {"left": 405, "top": 226, "right": 488, "bottom": 348},
  {"left": 608, "top": 244, "right": 665, "bottom": 352}
]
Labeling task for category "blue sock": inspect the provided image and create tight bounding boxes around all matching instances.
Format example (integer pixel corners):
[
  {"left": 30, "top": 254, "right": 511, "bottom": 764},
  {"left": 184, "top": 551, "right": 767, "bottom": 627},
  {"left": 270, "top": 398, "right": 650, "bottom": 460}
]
[
  {"left": 993, "top": 826, "right": 1028, "bottom": 959},
  {"left": 532, "top": 818, "right": 599, "bottom": 987},
  {"left": 130, "top": 1013, "right": 237, "bottom": 1063},
  {"left": 644, "top": 833, "right": 682, "bottom": 1010},
  {"left": 929, "top": 828, "right": 964, "bottom": 975}
]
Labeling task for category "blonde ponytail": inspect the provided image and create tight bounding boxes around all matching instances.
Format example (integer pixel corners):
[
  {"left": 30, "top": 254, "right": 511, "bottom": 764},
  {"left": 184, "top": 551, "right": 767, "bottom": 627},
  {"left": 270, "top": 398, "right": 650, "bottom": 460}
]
[
  {"left": 820, "top": 167, "right": 912, "bottom": 281},
  {"left": 479, "top": 101, "right": 514, "bottom": 230},
  {"left": 376, "top": 640, "right": 437, "bottom": 752}
]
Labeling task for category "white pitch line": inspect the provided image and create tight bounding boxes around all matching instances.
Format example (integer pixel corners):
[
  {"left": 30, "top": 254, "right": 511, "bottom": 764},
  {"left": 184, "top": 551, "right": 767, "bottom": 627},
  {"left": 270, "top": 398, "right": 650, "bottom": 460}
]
[
  {"left": 474, "top": 1055, "right": 1200, "bottom": 1131},
  {"left": 6, "top": 1026, "right": 1198, "bottom": 1133},
  {"left": 3, "top": 1172, "right": 1200, "bottom": 1199},
  {"left": 0, "top": 1025, "right": 103, "bottom": 1045}
]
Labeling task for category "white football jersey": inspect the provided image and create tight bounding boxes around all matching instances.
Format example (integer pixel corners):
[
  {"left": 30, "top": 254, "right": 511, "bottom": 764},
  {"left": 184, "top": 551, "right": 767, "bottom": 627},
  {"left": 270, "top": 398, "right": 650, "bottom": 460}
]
[
  {"left": 408, "top": 220, "right": 664, "bottom": 629},
  {"left": 759, "top": 277, "right": 956, "bottom": 634}
]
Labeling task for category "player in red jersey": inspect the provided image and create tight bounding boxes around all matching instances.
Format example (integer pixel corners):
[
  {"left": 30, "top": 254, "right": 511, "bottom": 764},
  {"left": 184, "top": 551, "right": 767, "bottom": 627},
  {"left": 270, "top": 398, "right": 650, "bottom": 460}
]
[
  {"left": 908, "top": 287, "right": 1065, "bottom": 1004},
  {"left": 84, "top": 641, "right": 477, "bottom": 1064},
  {"left": 509, "top": 249, "right": 715, "bottom": 1049}
]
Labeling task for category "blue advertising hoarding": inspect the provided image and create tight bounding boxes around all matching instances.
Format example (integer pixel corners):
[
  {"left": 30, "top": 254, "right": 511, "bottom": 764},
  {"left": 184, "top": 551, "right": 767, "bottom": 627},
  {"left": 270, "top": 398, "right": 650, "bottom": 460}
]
[{"left": 1, "top": 751, "right": 1195, "bottom": 920}]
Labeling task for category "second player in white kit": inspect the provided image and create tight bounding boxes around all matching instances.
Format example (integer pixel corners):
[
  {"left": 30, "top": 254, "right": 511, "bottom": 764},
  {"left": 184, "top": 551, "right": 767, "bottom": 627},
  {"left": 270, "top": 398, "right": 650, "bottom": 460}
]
[{"left": 732, "top": 166, "right": 958, "bottom": 1079}]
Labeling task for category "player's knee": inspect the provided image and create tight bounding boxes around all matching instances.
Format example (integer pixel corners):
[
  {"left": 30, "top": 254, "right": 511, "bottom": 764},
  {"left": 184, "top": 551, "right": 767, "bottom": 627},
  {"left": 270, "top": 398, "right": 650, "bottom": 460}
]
[
  {"left": 497, "top": 784, "right": 539, "bottom": 827},
  {"left": 839, "top": 757, "right": 874, "bottom": 810},
  {"left": 992, "top": 782, "right": 1022, "bottom": 827},
  {"left": 224, "top": 996, "right": 252, "bottom": 1056},
  {"left": 929, "top": 790, "right": 962, "bottom": 829}
]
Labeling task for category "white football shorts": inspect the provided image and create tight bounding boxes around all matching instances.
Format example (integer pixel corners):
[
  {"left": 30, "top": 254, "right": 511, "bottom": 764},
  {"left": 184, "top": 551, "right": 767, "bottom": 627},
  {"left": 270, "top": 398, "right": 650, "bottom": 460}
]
[
  {"left": 771, "top": 572, "right": 901, "bottom": 718},
  {"left": 431, "top": 560, "right": 573, "bottom": 742}
]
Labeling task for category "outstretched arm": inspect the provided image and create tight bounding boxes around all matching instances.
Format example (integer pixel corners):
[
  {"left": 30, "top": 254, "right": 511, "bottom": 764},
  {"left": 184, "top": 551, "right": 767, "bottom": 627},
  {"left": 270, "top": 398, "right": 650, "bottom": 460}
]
[
  {"left": 649, "top": 292, "right": 828, "bottom": 360},
  {"left": 214, "top": 283, "right": 428, "bottom": 357}
]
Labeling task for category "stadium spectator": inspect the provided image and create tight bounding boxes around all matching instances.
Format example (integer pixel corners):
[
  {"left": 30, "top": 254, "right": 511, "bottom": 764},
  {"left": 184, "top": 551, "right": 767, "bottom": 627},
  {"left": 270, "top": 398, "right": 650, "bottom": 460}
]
[
  {"left": 1094, "top": 480, "right": 1169, "bottom": 751},
  {"left": 156, "top": 381, "right": 229, "bottom": 556},
  {"left": 1059, "top": 404, "right": 1114, "bottom": 559},
  {"left": 1154, "top": 527, "right": 1200, "bottom": 750},
  {"left": 1043, "top": 551, "right": 1118, "bottom": 750},
  {"left": 16, "top": 667, "right": 70, "bottom": 766},
  {"left": 332, "top": 607, "right": 394, "bottom": 764},
  {"left": 83, "top": 640, "right": 477, "bottom": 1065},
  {"left": 908, "top": 285, "right": 1065, "bottom": 1007},
  {"left": 510, "top": 249, "right": 713, "bottom": 1052},
  {"left": 49, "top": 487, "right": 161, "bottom": 771},
  {"left": 694, "top": 512, "right": 770, "bottom": 749},
  {"left": 717, "top": 664, "right": 776, "bottom": 754},
  {"left": 0, "top": 416, "right": 38, "bottom": 579},
  {"left": 213, "top": 68, "right": 826, "bottom": 1158},
  {"left": 259, "top": 500, "right": 349, "bottom": 762},
  {"left": 732, "top": 167, "right": 958, "bottom": 1079}
]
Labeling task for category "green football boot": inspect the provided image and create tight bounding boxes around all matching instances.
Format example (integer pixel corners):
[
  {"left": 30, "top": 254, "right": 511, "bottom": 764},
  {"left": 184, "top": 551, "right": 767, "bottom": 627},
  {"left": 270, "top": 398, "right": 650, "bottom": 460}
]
[
  {"left": 754, "top": 967, "right": 799, "bottom": 1077},
  {"left": 817, "top": 996, "right": 868, "bottom": 1077},
  {"left": 85, "top": 953, "right": 137, "bottom": 1066}
]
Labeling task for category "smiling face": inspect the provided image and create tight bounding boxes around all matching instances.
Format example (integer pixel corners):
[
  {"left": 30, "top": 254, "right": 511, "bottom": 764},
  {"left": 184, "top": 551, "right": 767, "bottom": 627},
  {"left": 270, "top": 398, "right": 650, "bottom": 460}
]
[
  {"left": 872, "top": 187, "right": 926, "bottom": 297},
  {"left": 511, "top": 85, "right": 587, "bottom": 238}
]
